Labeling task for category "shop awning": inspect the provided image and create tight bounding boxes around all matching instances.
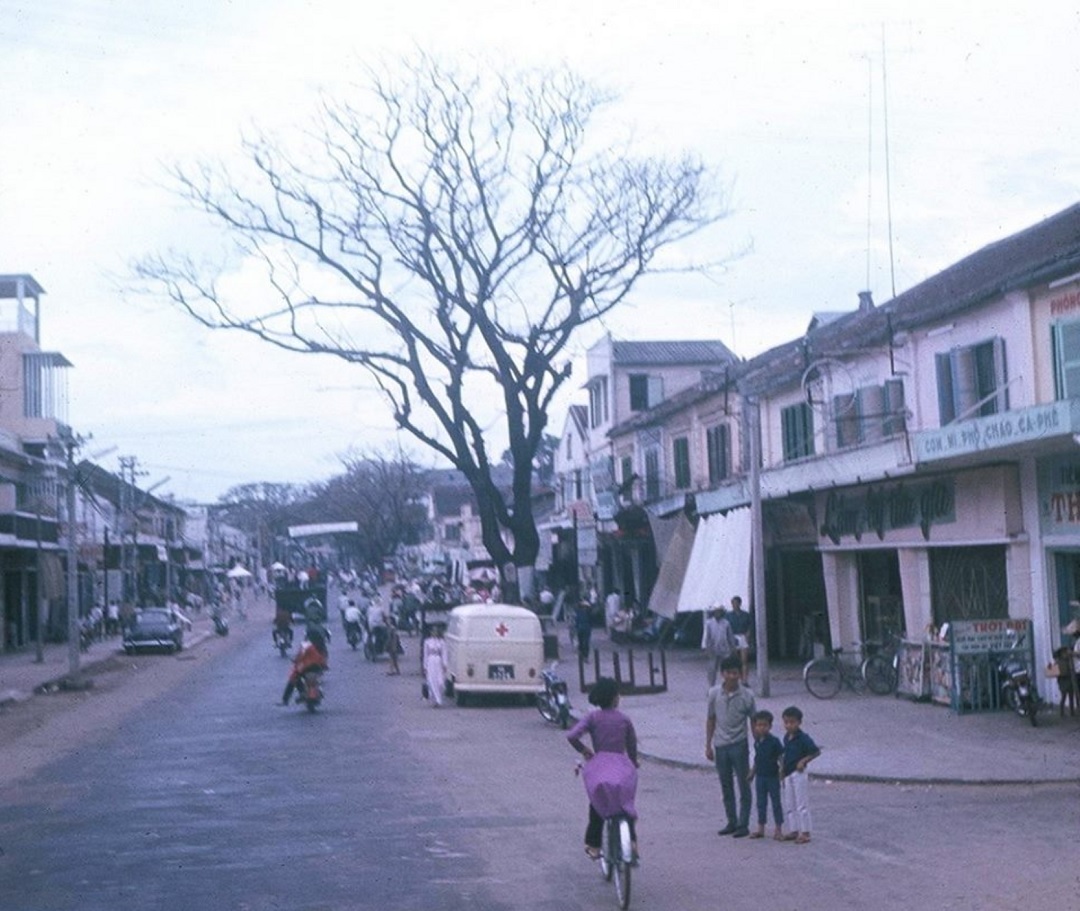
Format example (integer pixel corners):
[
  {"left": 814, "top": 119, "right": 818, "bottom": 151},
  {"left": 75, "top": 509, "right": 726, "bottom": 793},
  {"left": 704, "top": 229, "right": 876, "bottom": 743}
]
[
  {"left": 676, "top": 507, "right": 752, "bottom": 614},
  {"left": 646, "top": 513, "right": 696, "bottom": 619}
]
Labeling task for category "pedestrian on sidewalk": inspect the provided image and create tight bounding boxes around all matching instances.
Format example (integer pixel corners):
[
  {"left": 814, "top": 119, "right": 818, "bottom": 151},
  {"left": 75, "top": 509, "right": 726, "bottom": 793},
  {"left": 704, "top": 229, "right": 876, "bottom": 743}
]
[
  {"left": 703, "top": 605, "right": 737, "bottom": 688},
  {"left": 779, "top": 705, "right": 820, "bottom": 845},
  {"left": 574, "top": 599, "right": 594, "bottom": 661},
  {"left": 706, "top": 655, "right": 756, "bottom": 838},
  {"left": 726, "top": 596, "right": 752, "bottom": 683},
  {"left": 747, "top": 710, "right": 785, "bottom": 840},
  {"left": 604, "top": 590, "right": 623, "bottom": 633}
]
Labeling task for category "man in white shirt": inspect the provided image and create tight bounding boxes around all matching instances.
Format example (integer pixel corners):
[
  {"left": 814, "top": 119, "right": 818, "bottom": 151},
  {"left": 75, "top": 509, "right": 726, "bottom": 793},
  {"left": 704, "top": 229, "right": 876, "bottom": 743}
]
[{"left": 604, "top": 590, "right": 623, "bottom": 632}]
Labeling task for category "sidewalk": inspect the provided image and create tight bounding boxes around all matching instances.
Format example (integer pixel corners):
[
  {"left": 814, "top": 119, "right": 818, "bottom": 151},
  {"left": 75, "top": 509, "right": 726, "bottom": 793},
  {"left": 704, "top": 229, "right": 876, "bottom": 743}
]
[
  {"left": 569, "top": 629, "right": 1080, "bottom": 785},
  {"left": 0, "top": 609, "right": 223, "bottom": 705}
]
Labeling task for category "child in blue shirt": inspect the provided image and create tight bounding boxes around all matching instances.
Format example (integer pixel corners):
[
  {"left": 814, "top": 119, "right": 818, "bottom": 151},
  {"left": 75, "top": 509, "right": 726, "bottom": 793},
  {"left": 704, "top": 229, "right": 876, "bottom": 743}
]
[
  {"left": 780, "top": 705, "right": 820, "bottom": 844},
  {"left": 747, "top": 709, "right": 785, "bottom": 840}
]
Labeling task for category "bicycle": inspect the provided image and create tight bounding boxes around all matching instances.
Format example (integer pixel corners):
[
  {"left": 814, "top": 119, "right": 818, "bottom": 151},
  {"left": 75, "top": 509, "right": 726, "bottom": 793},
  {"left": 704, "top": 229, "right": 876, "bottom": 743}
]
[
  {"left": 597, "top": 812, "right": 635, "bottom": 909},
  {"left": 803, "top": 645, "right": 893, "bottom": 699},
  {"left": 860, "top": 633, "right": 902, "bottom": 696}
]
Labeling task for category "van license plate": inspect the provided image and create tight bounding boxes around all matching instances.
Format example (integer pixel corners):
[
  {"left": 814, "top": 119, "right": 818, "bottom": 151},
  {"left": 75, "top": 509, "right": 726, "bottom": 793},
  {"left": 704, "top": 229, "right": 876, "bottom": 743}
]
[{"left": 488, "top": 664, "right": 515, "bottom": 681}]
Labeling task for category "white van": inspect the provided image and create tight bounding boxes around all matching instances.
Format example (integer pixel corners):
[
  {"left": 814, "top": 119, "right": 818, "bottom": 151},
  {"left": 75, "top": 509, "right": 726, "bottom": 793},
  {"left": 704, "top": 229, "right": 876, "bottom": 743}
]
[{"left": 446, "top": 603, "right": 544, "bottom": 704}]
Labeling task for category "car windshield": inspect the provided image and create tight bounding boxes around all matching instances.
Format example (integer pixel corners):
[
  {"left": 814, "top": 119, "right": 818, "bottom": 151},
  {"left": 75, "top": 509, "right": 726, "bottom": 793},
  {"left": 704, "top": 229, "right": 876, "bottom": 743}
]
[{"left": 135, "top": 612, "right": 171, "bottom": 629}]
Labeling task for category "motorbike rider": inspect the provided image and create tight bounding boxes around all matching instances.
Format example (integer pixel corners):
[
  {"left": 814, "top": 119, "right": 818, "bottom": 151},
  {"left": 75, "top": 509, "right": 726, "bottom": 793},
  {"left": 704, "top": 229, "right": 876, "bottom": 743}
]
[
  {"left": 343, "top": 599, "right": 364, "bottom": 643},
  {"left": 273, "top": 602, "right": 293, "bottom": 645},
  {"left": 281, "top": 628, "right": 329, "bottom": 705},
  {"left": 366, "top": 597, "right": 388, "bottom": 653}
]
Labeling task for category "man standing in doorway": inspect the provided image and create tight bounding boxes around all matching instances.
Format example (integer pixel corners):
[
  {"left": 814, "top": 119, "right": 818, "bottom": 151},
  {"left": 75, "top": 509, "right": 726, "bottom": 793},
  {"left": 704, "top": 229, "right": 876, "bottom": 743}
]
[
  {"left": 706, "top": 655, "right": 756, "bottom": 839},
  {"left": 703, "top": 604, "right": 737, "bottom": 688}
]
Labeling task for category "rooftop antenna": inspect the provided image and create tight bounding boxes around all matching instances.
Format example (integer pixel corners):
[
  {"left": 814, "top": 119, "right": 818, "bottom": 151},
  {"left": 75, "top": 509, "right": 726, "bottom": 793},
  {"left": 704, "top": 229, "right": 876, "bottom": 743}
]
[
  {"left": 882, "top": 22, "right": 897, "bottom": 299},
  {"left": 865, "top": 53, "right": 873, "bottom": 292}
]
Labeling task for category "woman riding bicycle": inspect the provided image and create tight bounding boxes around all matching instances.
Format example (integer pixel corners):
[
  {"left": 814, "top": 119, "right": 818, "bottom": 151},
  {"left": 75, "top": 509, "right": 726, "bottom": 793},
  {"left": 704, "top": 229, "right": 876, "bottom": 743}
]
[{"left": 566, "top": 676, "right": 640, "bottom": 860}]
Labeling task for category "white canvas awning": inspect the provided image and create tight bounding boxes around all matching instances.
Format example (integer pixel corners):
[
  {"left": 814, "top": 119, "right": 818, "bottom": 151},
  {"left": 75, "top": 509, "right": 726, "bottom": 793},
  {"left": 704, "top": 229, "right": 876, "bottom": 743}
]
[
  {"left": 646, "top": 513, "right": 696, "bottom": 619},
  {"left": 676, "top": 507, "right": 752, "bottom": 614}
]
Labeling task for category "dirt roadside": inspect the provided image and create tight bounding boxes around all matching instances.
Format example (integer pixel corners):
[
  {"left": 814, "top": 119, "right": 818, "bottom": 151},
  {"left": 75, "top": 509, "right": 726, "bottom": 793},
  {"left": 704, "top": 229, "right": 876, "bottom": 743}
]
[{"left": 0, "top": 615, "right": 265, "bottom": 791}]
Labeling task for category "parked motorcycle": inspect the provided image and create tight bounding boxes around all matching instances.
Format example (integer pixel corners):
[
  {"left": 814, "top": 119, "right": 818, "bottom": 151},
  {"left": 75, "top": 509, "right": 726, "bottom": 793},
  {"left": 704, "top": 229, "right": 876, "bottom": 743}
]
[
  {"left": 213, "top": 612, "right": 230, "bottom": 636},
  {"left": 536, "top": 664, "right": 571, "bottom": 728},
  {"left": 998, "top": 655, "right": 1039, "bottom": 726},
  {"left": 273, "top": 625, "right": 293, "bottom": 657}
]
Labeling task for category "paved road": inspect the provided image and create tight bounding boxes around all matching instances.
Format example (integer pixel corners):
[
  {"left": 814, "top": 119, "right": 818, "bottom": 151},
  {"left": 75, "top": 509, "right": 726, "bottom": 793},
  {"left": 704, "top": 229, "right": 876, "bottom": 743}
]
[{"left": 1, "top": 622, "right": 1078, "bottom": 911}]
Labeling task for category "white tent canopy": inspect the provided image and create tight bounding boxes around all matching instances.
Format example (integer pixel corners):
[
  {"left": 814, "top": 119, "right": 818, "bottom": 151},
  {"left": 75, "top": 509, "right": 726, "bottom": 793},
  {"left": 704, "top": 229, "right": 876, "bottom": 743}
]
[
  {"left": 675, "top": 507, "right": 752, "bottom": 614},
  {"left": 226, "top": 565, "right": 253, "bottom": 579}
]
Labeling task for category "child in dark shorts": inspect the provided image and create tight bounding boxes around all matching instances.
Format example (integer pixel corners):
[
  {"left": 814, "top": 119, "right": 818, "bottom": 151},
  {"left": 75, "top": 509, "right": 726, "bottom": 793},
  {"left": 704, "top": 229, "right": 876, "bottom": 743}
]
[{"left": 747, "top": 709, "right": 785, "bottom": 840}]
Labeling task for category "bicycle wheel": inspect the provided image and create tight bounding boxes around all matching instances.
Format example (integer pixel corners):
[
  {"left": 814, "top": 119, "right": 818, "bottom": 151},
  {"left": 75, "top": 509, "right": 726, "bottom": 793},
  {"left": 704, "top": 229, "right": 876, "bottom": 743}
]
[
  {"left": 614, "top": 818, "right": 632, "bottom": 909},
  {"left": 803, "top": 658, "right": 841, "bottom": 699},
  {"left": 862, "top": 654, "right": 896, "bottom": 695},
  {"left": 599, "top": 820, "right": 614, "bottom": 881},
  {"left": 536, "top": 693, "right": 558, "bottom": 723}
]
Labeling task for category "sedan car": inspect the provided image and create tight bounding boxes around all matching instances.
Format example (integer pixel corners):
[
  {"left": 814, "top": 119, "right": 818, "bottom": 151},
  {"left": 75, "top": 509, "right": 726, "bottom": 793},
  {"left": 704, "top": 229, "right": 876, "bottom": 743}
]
[{"left": 123, "top": 608, "right": 184, "bottom": 654}]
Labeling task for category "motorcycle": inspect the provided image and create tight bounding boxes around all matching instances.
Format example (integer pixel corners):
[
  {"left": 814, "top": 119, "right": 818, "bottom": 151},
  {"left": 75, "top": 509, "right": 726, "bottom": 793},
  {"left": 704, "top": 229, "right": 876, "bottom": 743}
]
[
  {"left": 537, "top": 664, "right": 571, "bottom": 728},
  {"left": 998, "top": 655, "right": 1039, "bottom": 726},
  {"left": 345, "top": 620, "right": 362, "bottom": 651},
  {"left": 273, "top": 625, "right": 293, "bottom": 657},
  {"left": 297, "top": 669, "right": 324, "bottom": 713},
  {"left": 213, "top": 612, "right": 230, "bottom": 636}
]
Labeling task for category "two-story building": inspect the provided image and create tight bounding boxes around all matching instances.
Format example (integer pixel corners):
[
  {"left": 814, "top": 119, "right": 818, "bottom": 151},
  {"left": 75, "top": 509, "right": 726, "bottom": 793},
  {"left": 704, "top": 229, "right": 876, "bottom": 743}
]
[
  {"left": 577, "top": 202, "right": 1080, "bottom": 695},
  {"left": 576, "top": 335, "right": 740, "bottom": 605},
  {"left": 0, "top": 275, "right": 72, "bottom": 649}
]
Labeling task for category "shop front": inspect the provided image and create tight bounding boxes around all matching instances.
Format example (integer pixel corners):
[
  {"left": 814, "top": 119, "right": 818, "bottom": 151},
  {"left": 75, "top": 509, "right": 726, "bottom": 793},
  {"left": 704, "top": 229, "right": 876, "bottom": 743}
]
[
  {"left": 815, "top": 465, "right": 1027, "bottom": 655},
  {"left": 1036, "top": 453, "right": 1080, "bottom": 633}
]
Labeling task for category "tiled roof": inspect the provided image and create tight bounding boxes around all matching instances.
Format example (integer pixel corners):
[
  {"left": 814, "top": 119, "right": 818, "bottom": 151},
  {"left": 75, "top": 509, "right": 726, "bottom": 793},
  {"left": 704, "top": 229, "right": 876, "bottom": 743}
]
[
  {"left": 742, "top": 201, "right": 1080, "bottom": 396},
  {"left": 611, "top": 339, "right": 737, "bottom": 366}
]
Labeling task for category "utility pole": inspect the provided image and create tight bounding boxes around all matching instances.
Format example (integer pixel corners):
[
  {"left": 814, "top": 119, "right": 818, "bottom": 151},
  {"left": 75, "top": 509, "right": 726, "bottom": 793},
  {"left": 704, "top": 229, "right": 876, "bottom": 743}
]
[
  {"left": 65, "top": 434, "right": 80, "bottom": 678},
  {"left": 749, "top": 400, "right": 770, "bottom": 697}
]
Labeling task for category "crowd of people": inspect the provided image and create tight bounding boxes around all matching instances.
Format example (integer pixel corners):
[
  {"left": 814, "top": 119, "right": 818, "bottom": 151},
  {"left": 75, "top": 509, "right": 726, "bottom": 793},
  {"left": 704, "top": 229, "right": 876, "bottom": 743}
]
[{"left": 274, "top": 564, "right": 822, "bottom": 858}]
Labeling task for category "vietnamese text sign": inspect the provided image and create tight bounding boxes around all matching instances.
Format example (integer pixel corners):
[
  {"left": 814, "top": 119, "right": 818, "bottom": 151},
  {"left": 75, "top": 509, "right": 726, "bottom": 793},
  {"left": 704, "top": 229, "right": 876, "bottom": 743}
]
[
  {"left": 913, "top": 401, "right": 1071, "bottom": 463},
  {"left": 949, "top": 618, "right": 1030, "bottom": 655}
]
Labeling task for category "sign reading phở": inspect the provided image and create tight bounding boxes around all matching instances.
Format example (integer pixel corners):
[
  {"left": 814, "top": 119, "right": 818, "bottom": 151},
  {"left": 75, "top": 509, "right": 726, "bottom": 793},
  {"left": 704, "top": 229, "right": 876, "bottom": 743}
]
[{"left": 914, "top": 402, "right": 1072, "bottom": 463}]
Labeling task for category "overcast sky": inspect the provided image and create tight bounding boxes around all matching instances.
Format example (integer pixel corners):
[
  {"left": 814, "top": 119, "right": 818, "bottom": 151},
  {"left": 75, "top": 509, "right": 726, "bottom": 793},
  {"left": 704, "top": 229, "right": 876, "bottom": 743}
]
[{"left": 2, "top": 1, "right": 1079, "bottom": 503}]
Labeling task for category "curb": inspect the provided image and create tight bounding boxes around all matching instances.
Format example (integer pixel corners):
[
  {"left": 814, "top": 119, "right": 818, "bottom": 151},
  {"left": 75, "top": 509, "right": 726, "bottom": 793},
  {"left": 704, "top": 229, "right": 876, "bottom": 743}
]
[{"left": 638, "top": 749, "right": 1080, "bottom": 786}]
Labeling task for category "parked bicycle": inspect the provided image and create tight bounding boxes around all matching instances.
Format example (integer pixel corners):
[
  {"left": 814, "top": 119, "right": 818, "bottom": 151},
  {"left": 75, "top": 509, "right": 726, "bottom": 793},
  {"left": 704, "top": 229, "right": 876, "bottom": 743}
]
[{"left": 803, "top": 644, "right": 895, "bottom": 699}]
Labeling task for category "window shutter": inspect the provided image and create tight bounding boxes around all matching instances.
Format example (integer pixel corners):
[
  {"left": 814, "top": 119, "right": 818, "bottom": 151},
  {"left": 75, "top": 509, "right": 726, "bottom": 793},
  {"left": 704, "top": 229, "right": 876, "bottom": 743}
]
[
  {"left": 834, "top": 393, "right": 857, "bottom": 448},
  {"left": 1054, "top": 321, "right": 1080, "bottom": 399},
  {"left": 883, "top": 378, "right": 906, "bottom": 436},
  {"left": 859, "top": 385, "right": 885, "bottom": 444},
  {"left": 990, "top": 336, "right": 1008, "bottom": 413},
  {"left": 648, "top": 375, "right": 664, "bottom": 408},
  {"left": 936, "top": 352, "right": 956, "bottom": 425}
]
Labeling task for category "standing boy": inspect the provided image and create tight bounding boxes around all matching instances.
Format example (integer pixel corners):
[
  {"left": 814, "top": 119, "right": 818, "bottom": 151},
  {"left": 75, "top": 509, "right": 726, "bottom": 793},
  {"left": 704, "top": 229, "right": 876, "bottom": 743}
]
[
  {"left": 780, "top": 705, "right": 821, "bottom": 845},
  {"left": 706, "top": 655, "right": 756, "bottom": 838},
  {"left": 747, "top": 710, "right": 785, "bottom": 840}
]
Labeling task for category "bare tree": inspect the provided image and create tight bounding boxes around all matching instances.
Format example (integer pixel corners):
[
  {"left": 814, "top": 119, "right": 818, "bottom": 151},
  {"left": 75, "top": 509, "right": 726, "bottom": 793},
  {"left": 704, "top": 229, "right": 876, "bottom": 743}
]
[
  {"left": 307, "top": 448, "right": 430, "bottom": 567},
  {"left": 137, "top": 55, "right": 726, "bottom": 580}
]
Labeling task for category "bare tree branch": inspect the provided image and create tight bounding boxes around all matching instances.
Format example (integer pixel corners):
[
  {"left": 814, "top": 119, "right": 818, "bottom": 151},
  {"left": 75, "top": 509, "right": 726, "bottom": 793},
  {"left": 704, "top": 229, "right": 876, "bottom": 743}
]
[{"left": 134, "top": 55, "right": 728, "bottom": 572}]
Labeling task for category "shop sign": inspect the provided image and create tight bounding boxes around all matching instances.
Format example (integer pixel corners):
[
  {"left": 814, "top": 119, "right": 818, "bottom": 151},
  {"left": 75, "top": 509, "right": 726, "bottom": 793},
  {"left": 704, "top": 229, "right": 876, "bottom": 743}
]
[
  {"left": 1037, "top": 454, "right": 1080, "bottom": 533},
  {"left": 913, "top": 401, "right": 1071, "bottom": 462},
  {"left": 949, "top": 618, "right": 1030, "bottom": 655},
  {"left": 819, "top": 478, "right": 954, "bottom": 544}
]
